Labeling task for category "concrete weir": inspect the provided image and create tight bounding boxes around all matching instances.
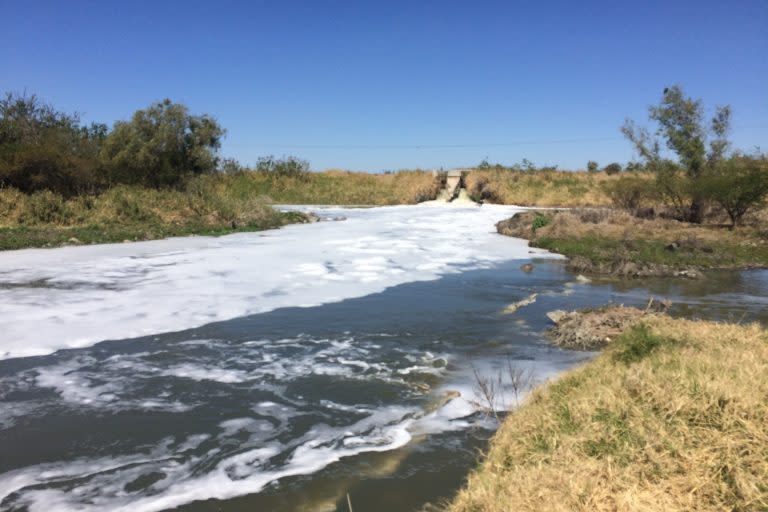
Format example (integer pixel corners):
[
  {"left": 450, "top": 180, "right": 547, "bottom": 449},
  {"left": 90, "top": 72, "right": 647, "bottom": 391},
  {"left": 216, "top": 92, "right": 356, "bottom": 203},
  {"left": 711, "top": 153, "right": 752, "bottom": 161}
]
[{"left": 435, "top": 169, "right": 473, "bottom": 203}]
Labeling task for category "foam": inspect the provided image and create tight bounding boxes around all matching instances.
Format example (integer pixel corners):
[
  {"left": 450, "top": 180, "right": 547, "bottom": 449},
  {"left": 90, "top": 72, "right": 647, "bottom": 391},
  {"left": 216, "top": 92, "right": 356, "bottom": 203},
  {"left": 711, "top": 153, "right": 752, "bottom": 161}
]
[
  {"left": 0, "top": 204, "right": 553, "bottom": 360},
  {"left": 0, "top": 407, "right": 417, "bottom": 512}
]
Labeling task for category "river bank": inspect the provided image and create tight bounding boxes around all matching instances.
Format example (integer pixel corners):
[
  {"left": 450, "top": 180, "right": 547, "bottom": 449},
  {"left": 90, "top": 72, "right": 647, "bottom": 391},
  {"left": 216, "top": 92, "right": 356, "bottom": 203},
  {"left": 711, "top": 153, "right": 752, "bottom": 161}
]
[
  {"left": 1, "top": 205, "right": 767, "bottom": 511},
  {"left": 448, "top": 311, "right": 768, "bottom": 511},
  {"left": 497, "top": 209, "right": 768, "bottom": 278}
]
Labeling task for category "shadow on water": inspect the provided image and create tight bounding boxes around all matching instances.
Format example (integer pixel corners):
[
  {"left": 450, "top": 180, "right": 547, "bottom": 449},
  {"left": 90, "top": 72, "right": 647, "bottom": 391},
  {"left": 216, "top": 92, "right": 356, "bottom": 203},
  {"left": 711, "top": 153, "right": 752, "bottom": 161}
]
[{"left": 0, "top": 261, "right": 766, "bottom": 512}]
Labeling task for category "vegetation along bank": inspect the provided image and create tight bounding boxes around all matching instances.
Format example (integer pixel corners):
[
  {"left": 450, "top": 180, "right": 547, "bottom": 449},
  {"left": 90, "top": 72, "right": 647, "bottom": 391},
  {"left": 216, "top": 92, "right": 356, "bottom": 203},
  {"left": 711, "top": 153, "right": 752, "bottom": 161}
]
[{"left": 448, "top": 311, "right": 768, "bottom": 511}]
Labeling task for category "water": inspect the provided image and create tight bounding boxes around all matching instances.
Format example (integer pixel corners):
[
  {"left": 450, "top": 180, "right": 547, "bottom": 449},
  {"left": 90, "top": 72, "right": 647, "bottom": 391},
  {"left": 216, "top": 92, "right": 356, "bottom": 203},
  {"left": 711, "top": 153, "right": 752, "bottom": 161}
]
[{"left": 0, "top": 205, "right": 765, "bottom": 512}]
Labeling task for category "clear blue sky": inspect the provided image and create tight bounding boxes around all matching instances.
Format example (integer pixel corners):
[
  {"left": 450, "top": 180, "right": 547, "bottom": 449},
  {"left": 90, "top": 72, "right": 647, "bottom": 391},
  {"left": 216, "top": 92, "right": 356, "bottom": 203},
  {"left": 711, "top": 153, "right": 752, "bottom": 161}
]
[{"left": 2, "top": 0, "right": 766, "bottom": 171}]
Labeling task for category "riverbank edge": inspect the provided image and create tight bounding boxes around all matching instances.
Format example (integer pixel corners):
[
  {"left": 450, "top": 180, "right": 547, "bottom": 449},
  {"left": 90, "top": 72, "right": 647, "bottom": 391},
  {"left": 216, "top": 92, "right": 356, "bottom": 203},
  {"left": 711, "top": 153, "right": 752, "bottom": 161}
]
[
  {"left": 496, "top": 210, "right": 768, "bottom": 278},
  {"left": 0, "top": 210, "right": 310, "bottom": 251},
  {"left": 446, "top": 312, "right": 768, "bottom": 511}
]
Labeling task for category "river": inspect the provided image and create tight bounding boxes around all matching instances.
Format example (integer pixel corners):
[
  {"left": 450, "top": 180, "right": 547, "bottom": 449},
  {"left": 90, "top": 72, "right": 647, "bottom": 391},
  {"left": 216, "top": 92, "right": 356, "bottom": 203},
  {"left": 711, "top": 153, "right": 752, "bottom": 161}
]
[{"left": 0, "top": 204, "right": 766, "bottom": 512}]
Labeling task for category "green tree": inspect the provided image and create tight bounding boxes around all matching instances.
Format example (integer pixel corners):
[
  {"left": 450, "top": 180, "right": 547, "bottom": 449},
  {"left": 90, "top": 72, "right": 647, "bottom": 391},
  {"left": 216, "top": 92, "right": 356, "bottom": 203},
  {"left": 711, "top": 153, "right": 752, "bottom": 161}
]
[
  {"left": 100, "top": 99, "right": 224, "bottom": 188},
  {"left": 700, "top": 154, "right": 768, "bottom": 227},
  {"left": 622, "top": 86, "right": 731, "bottom": 223},
  {"left": 587, "top": 160, "right": 599, "bottom": 172},
  {"left": 603, "top": 162, "right": 622, "bottom": 175},
  {"left": 0, "top": 92, "right": 104, "bottom": 195}
]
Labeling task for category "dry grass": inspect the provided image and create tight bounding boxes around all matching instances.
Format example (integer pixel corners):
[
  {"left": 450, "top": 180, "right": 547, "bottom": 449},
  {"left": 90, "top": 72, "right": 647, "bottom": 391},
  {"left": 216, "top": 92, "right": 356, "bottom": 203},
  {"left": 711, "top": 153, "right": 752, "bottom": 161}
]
[
  {"left": 448, "top": 316, "right": 768, "bottom": 511},
  {"left": 0, "top": 184, "right": 304, "bottom": 250},
  {"left": 464, "top": 170, "right": 643, "bottom": 207},
  {"left": 202, "top": 169, "right": 441, "bottom": 205}
]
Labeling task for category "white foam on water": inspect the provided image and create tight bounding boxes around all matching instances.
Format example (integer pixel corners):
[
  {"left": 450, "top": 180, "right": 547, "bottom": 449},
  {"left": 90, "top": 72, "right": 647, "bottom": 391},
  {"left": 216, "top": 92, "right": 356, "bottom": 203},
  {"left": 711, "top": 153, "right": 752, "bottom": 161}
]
[
  {"left": 0, "top": 406, "right": 417, "bottom": 512},
  {"left": 0, "top": 204, "right": 554, "bottom": 360}
]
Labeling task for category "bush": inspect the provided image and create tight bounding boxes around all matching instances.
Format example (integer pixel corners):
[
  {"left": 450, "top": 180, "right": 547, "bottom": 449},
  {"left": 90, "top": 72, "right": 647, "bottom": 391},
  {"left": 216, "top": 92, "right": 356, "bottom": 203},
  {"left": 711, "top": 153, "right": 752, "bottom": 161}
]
[
  {"left": 0, "top": 92, "right": 104, "bottom": 195},
  {"left": 700, "top": 155, "right": 768, "bottom": 227},
  {"left": 587, "top": 160, "right": 599, "bottom": 173},
  {"left": 100, "top": 99, "right": 224, "bottom": 188},
  {"left": 255, "top": 155, "right": 310, "bottom": 180},
  {"left": 23, "top": 190, "right": 72, "bottom": 224},
  {"left": 603, "top": 162, "right": 622, "bottom": 175},
  {"left": 604, "top": 176, "right": 654, "bottom": 212},
  {"left": 218, "top": 158, "right": 245, "bottom": 174}
]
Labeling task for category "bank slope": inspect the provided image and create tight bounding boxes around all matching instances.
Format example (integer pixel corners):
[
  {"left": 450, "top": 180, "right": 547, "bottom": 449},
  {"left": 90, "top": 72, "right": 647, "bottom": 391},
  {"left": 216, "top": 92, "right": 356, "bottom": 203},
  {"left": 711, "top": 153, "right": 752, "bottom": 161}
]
[{"left": 448, "top": 316, "right": 768, "bottom": 511}]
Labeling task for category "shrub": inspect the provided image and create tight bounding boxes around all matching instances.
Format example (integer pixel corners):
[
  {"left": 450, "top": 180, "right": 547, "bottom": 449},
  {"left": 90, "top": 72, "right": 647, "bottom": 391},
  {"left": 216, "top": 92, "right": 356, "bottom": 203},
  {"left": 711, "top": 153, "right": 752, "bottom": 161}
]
[
  {"left": 700, "top": 155, "right": 768, "bottom": 227},
  {"left": 255, "top": 155, "right": 310, "bottom": 180},
  {"left": 22, "top": 190, "right": 72, "bottom": 224},
  {"left": 603, "top": 162, "right": 622, "bottom": 175},
  {"left": 604, "top": 176, "right": 654, "bottom": 212},
  {"left": 587, "top": 160, "right": 599, "bottom": 173},
  {"left": 218, "top": 158, "right": 245, "bottom": 174},
  {"left": 103, "top": 187, "right": 159, "bottom": 223},
  {"left": 0, "top": 92, "right": 104, "bottom": 195}
]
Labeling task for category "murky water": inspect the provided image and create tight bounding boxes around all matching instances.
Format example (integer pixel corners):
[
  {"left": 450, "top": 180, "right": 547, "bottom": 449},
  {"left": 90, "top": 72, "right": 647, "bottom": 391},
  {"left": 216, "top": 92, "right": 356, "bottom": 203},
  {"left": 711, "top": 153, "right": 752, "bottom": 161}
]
[{"left": 0, "top": 205, "right": 765, "bottom": 512}]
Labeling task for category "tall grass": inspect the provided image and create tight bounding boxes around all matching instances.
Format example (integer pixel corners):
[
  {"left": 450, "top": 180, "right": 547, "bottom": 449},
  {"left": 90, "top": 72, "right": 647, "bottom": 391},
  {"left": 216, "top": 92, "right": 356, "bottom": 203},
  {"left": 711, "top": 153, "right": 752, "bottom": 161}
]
[
  {"left": 0, "top": 184, "right": 301, "bottom": 250},
  {"left": 196, "top": 169, "right": 441, "bottom": 205},
  {"left": 464, "top": 169, "right": 649, "bottom": 207},
  {"left": 448, "top": 316, "right": 768, "bottom": 511}
]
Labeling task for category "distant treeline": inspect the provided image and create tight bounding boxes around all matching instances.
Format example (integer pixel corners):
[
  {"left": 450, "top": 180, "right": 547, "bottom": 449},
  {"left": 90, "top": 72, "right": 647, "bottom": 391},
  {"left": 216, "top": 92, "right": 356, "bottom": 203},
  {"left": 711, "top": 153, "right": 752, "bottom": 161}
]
[{"left": 0, "top": 93, "right": 231, "bottom": 195}]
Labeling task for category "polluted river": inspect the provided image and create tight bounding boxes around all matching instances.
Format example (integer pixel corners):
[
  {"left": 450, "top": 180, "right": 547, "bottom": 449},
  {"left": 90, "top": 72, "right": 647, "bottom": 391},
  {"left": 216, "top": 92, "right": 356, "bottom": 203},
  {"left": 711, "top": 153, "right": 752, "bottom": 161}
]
[{"left": 0, "top": 204, "right": 766, "bottom": 512}]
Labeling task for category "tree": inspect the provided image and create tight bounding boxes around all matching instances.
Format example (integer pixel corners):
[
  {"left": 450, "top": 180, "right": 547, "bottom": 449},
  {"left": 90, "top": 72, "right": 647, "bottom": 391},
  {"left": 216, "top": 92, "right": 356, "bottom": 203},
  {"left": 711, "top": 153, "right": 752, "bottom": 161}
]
[
  {"left": 100, "top": 99, "right": 224, "bottom": 188},
  {"left": 0, "top": 92, "right": 104, "bottom": 195},
  {"left": 587, "top": 160, "right": 599, "bottom": 172},
  {"left": 700, "top": 154, "right": 768, "bottom": 227},
  {"left": 603, "top": 162, "right": 622, "bottom": 175},
  {"left": 622, "top": 86, "right": 731, "bottom": 223}
]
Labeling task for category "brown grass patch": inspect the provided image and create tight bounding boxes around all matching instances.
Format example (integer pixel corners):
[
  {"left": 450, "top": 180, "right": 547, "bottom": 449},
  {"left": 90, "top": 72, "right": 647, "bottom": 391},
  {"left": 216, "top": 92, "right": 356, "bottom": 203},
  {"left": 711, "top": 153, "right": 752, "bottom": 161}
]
[
  {"left": 447, "top": 317, "right": 768, "bottom": 511},
  {"left": 464, "top": 170, "right": 641, "bottom": 207}
]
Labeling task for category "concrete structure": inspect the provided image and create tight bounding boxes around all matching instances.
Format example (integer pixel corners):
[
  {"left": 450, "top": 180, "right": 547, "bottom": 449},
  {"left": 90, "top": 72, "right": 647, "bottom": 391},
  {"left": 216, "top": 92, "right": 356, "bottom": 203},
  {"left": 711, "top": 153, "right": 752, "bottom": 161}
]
[{"left": 436, "top": 169, "right": 464, "bottom": 202}]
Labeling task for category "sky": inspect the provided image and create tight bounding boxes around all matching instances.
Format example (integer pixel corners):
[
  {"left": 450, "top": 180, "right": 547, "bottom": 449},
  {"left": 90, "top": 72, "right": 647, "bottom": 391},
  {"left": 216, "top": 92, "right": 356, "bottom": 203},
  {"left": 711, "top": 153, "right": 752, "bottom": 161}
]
[{"left": 2, "top": 0, "right": 766, "bottom": 171}]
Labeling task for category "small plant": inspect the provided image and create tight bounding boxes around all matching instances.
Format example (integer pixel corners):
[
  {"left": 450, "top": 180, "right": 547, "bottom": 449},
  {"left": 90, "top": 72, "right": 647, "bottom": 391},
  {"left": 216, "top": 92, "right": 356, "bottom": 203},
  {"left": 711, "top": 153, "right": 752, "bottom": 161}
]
[
  {"left": 531, "top": 212, "right": 551, "bottom": 232},
  {"left": 613, "top": 324, "right": 669, "bottom": 364},
  {"left": 470, "top": 357, "right": 535, "bottom": 419}
]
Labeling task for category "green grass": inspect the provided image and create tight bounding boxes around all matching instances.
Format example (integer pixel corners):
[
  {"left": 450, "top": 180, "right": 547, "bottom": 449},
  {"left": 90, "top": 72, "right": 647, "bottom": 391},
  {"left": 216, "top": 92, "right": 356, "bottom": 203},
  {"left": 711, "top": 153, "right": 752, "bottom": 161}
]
[
  {"left": 533, "top": 235, "right": 768, "bottom": 270},
  {"left": 0, "top": 212, "right": 305, "bottom": 250}
]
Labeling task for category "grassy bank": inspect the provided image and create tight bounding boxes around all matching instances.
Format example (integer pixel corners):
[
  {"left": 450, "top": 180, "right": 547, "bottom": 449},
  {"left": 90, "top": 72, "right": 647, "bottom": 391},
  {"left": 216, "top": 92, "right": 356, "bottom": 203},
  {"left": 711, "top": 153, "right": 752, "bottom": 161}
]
[
  {"left": 449, "top": 316, "right": 768, "bottom": 511},
  {"left": 0, "top": 185, "right": 307, "bottom": 250},
  {"left": 464, "top": 169, "right": 630, "bottom": 206},
  {"left": 497, "top": 210, "right": 768, "bottom": 276},
  {"left": 0, "top": 169, "right": 439, "bottom": 250},
  {"left": 199, "top": 169, "right": 441, "bottom": 205}
]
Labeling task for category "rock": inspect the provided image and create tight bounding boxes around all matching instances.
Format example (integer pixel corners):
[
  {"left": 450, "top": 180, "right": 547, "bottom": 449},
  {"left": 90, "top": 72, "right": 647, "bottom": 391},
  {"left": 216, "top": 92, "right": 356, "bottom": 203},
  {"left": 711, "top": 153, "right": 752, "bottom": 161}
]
[
  {"left": 304, "top": 213, "right": 321, "bottom": 223},
  {"left": 503, "top": 293, "right": 537, "bottom": 314},
  {"left": 665, "top": 242, "right": 679, "bottom": 252},
  {"left": 432, "top": 357, "right": 448, "bottom": 369},
  {"left": 575, "top": 274, "right": 591, "bottom": 283},
  {"left": 674, "top": 268, "right": 703, "bottom": 279},
  {"left": 546, "top": 310, "right": 568, "bottom": 324},
  {"left": 67, "top": 237, "right": 81, "bottom": 244},
  {"left": 520, "top": 263, "right": 534, "bottom": 272}
]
